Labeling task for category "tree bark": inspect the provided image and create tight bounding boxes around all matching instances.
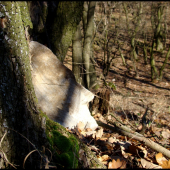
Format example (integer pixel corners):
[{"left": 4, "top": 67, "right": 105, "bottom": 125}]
[
  {"left": 72, "top": 22, "right": 83, "bottom": 84},
  {"left": 0, "top": 2, "right": 45, "bottom": 168},
  {"left": 82, "top": 1, "right": 96, "bottom": 89},
  {"left": 49, "top": 1, "right": 83, "bottom": 62},
  {"left": 159, "top": 46, "right": 170, "bottom": 80}
]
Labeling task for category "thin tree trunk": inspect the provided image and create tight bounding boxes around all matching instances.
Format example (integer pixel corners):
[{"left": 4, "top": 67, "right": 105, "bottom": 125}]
[
  {"left": 143, "top": 32, "right": 148, "bottom": 65},
  {"left": 72, "top": 23, "right": 83, "bottom": 84},
  {"left": 82, "top": 1, "right": 96, "bottom": 89},
  {"left": 156, "top": 5, "right": 164, "bottom": 51},
  {"left": 150, "top": 39, "right": 158, "bottom": 81},
  {"left": 159, "top": 46, "right": 170, "bottom": 80}
]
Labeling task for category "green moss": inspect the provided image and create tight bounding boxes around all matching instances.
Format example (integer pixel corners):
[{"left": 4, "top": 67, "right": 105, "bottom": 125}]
[
  {"left": 54, "top": 135, "right": 72, "bottom": 152},
  {"left": 50, "top": 2, "right": 83, "bottom": 62},
  {"left": 40, "top": 112, "right": 79, "bottom": 168},
  {"left": 18, "top": 1, "right": 33, "bottom": 29},
  {"left": 59, "top": 153, "right": 73, "bottom": 168}
]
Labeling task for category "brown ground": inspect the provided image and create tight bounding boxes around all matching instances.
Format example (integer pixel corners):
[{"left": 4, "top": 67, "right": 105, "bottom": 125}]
[
  {"left": 63, "top": 2, "right": 170, "bottom": 167},
  {"left": 64, "top": 45, "right": 170, "bottom": 127}
]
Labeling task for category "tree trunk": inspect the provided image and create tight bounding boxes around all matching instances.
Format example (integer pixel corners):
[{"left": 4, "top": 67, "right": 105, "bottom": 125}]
[
  {"left": 49, "top": 1, "right": 83, "bottom": 62},
  {"left": 143, "top": 32, "right": 148, "bottom": 65},
  {"left": 90, "top": 88, "right": 110, "bottom": 115},
  {"left": 150, "top": 39, "right": 158, "bottom": 81},
  {"left": 82, "top": 1, "right": 96, "bottom": 89},
  {"left": 0, "top": 2, "right": 45, "bottom": 168},
  {"left": 89, "top": 48, "right": 98, "bottom": 89},
  {"left": 159, "top": 46, "right": 170, "bottom": 80},
  {"left": 72, "top": 23, "right": 83, "bottom": 84},
  {"left": 156, "top": 5, "right": 164, "bottom": 51}
]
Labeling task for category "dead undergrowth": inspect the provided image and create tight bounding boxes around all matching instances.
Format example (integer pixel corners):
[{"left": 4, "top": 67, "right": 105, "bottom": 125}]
[
  {"left": 63, "top": 2, "right": 170, "bottom": 168},
  {"left": 63, "top": 38, "right": 170, "bottom": 168}
]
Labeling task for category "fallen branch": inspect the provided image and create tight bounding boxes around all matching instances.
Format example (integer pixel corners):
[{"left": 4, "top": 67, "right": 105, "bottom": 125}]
[{"left": 97, "top": 120, "right": 170, "bottom": 159}]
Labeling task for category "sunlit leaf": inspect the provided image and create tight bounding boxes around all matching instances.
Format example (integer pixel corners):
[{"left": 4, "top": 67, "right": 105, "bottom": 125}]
[
  {"left": 141, "top": 158, "right": 162, "bottom": 169},
  {"left": 108, "top": 158, "right": 126, "bottom": 169}
]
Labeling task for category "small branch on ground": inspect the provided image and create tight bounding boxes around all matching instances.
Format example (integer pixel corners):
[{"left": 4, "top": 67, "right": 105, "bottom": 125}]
[{"left": 96, "top": 120, "right": 170, "bottom": 159}]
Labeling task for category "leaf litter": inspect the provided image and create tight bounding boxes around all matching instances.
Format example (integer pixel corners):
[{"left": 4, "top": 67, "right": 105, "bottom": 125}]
[{"left": 63, "top": 2, "right": 170, "bottom": 167}]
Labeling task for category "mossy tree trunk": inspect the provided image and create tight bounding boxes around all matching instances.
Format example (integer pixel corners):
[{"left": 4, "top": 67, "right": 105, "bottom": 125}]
[
  {"left": 0, "top": 2, "right": 46, "bottom": 168},
  {"left": 159, "top": 46, "right": 170, "bottom": 80},
  {"left": 155, "top": 5, "right": 165, "bottom": 51},
  {"left": 150, "top": 39, "right": 158, "bottom": 81},
  {"left": 82, "top": 1, "right": 97, "bottom": 89},
  {"left": 150, "top": 3, "right": 168, "bottom": 81},
  {"left": 123, "top": 2, "right": 143, "bottom": 77},
  {"left": 143, "top": 32, "right": 148, "bottom": 65},
  {"left": 72, "top": 23, "right": 83, "bottom": 84},
  {"left": 49, "top": 1, "right": 83, "bottom": 62}
]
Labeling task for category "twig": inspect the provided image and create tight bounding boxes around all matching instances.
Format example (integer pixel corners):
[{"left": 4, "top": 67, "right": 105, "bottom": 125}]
[
  {"left": 23, "top": 150, "right": 37, "bottom": 169},
  {"left": 140, "top": 106, "right": 149, "bottom": 134},
  {"left": 0, "top": 130, "right": 17, "bottom": 169},
  {"left": 0, "top": 129, "right": 7, "bottom": 148}
]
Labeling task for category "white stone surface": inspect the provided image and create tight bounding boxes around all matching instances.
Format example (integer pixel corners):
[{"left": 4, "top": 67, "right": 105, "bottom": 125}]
[{"left": 29, "top": 41, "right": 98, "bottom": 130}]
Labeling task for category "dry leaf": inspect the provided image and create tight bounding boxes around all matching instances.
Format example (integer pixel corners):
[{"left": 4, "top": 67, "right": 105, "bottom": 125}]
[
  {"left": 108, "top": 158, "right": 126, "bottom": 169},
  {"left": 108, "top": 137, "right": 119, "bottom": 143},
  {"left": 84, "top": 130, "right": 96, "bottom": 137},
  {"left": 85, "top": 128, "right": 92, "bottom": 132},
  {"left": 161, "top": 160, "right": 170, "bottom": 169},
  {"left": 107, "top": 115, "right": 112, "bottom": 120},
  {"left": 160, "top": 119, "right": 167, "bottom": 125},
  {"left": 97, "top": 155, "right": 110, "bottom": 165},
  {"left": 94, "top": 113, "right": 102, "bottom": 118},
  {"left": 77, "top": 121, "right": 85, "bottom": 132},
  {"left": 101, "top": 155, "right": 110, "bottom": 161},
  {"left": 138, "top": 145, "right": 148, "bottom": 158},
  {"left": 137, "top": 124, "right": 143, "bottom": 131},
  {"left": 155, "top": 152, "right": 167, "bottom": 165},
  {"left": 100, "top": 137, "right": 108, "bottom": 141},
  {"left": 156, "top": 153, "right": 170, "bottom": 169},
  {"left": 95, "top": 128, "right": 103, "bottom": 139},
  {"left": 162, "top": 130, "right": 170, "bottom": 139},
  {"left": 141, "top": 158, "right": 162, "bottom": 169},
  {"left": 151, "top": 126, "right": 161, "bottom": 137}
]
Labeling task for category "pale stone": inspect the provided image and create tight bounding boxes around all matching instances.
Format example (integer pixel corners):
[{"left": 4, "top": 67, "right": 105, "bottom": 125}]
[{"left": 29, "top": 41, "right": 98, "bottom": 130}]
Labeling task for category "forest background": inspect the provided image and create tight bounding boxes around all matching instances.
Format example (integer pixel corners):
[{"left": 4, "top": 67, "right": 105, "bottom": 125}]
[{"left": 0, "top": 1, "right": 170, "bottom": 169}]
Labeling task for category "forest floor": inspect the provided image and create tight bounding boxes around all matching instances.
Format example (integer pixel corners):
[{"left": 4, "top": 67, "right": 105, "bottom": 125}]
[
  {"left": 63, "top": 2, "right": 170, "bottom": 167},
  {"left": 64, "top": 45, "right": 170, "bottom": 168}
]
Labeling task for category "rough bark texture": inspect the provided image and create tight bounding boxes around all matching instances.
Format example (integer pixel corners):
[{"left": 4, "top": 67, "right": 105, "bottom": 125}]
[
  {"left": 28, "top": 1, "right": 50, "bottom": 46},
  {"left": 0, "top": 2, "right": 45, "bottom": 168},
  {"left": 49, "top": 1, "right": 83, "bottom": 62},
  {"left": 82, "top": 1, "right": 96, "bottom": 89},
  {"left": 72, "top": 22, "right": 83, "bottom": 84},
  {"left": 90, "top": 89, "right": 110, "bottom": 115}
]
